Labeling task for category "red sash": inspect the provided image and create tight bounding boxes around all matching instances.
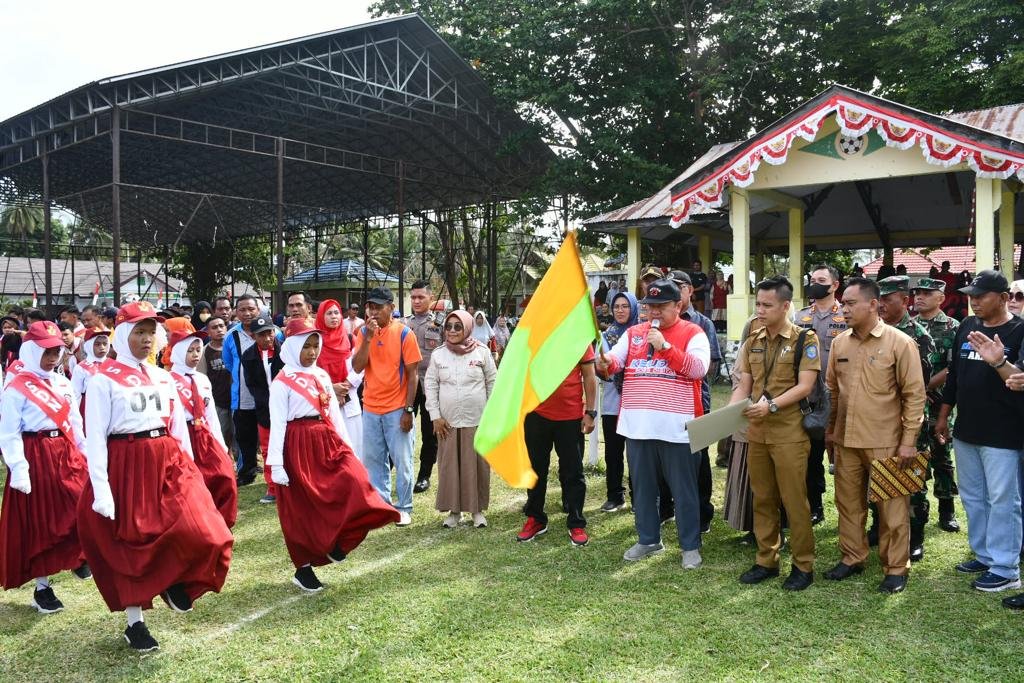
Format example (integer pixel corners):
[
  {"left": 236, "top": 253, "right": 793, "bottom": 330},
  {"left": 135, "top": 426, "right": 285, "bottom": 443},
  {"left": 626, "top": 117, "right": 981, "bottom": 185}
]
[
  {"left": 78, "top": 359, "right": 101, "bottom": 376},
  {"left": 170, "top": 371, "right": 206, "bottom": 423},
  {"left": 7, "top": 372, "right": 80, "bottom": 448},
  {"left": 101, "top": 361, "right": 173, "bottom": 429},
  {"left": 274, "top": 367, "right": 335, "bottom": 429},
  {"left": 7, "top": 359, "right": 25, "bottom": 375}
]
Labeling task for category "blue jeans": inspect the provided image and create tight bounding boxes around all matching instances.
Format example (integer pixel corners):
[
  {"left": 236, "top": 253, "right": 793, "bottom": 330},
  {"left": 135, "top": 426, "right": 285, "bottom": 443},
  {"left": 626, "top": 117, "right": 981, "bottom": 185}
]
[
  {"left": 362, "top": 408, "right": 415, "bottom": 514},
  {"left": 953, "top": 439, "right": 1023, "bottom": 579},
  {"left": 626, "top": 438, "right": 701, "bottom": 551}
]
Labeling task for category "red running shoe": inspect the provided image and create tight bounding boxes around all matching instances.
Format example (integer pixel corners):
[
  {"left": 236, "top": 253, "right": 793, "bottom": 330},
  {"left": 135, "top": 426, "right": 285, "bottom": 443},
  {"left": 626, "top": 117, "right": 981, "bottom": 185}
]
[
  {"left": 569, "top": 527, "right": 589, "bottom": 547},
  {"left": 516, "top": 516, "right": 548, "bottom": 542}
]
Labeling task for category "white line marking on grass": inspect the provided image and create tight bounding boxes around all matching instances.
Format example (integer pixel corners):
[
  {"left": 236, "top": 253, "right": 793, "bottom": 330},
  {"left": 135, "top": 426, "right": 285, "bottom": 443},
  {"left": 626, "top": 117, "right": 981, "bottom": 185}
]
[{"left": 212, "top": 537, "right": 437, "bottom": 638}]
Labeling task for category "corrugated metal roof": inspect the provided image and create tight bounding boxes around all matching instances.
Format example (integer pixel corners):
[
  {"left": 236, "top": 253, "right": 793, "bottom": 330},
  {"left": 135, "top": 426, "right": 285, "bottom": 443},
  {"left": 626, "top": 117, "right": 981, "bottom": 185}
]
[
  {"left": 285, "top": 259, "right": 398, "bottom": 285},
  {"left": 0, "top": 257, "right": 185, "bottom": 297},
  {"left": 947, "top": 104, "right": 1024, "bottom": 144}
]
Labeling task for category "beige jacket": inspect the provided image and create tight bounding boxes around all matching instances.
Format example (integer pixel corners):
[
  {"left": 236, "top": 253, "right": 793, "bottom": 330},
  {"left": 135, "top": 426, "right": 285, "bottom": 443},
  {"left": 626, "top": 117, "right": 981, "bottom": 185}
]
[{"left": 424, "top": 345, "right": 496, "bottom": 427}]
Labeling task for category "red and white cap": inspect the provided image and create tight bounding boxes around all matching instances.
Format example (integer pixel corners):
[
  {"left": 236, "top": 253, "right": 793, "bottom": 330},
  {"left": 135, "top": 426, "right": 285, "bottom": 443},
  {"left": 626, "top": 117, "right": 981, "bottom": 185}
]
[
  {"left": 22, "top": 321, "right": 64, "bottom": 348},
  {"left": 284, "top": 317, "right": 316, "bottom": 338},
  {"left": 115, "top": 301, "right": 164, "bottom": 326}
]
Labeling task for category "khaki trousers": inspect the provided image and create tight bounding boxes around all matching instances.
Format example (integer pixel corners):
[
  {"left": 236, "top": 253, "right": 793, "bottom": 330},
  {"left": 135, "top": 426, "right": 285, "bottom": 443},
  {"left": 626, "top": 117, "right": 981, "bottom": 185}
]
[
  {"left": 834, "top": 445, "right": 910, "bottom": 576},
  {"left": 747, "top": 440, "right": 814, "bottom": 572}
]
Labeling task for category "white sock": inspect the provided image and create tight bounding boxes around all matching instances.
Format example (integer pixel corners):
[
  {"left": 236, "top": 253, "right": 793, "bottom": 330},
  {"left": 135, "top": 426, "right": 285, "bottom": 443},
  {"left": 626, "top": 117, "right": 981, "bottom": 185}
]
[
  {"left": 35, "top": 577, "right": 50, "bottom": 590},
  {"left": 126, "top": 606, "right": 143, "bottom": 626}
]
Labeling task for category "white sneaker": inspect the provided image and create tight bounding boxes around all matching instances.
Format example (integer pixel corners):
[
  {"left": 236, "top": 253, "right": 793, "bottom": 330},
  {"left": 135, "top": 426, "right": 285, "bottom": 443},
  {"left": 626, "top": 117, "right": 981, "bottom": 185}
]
[
  {"left": 472, "top": 512, "right": 487, "bottom": 528},
  {"left": 623, "top": 542, "right": 665, "bottom": 562},
  {"left": 442, "top": 513, "right": 460, "bottom": 528},
  {"left": 682, "top": 549, "right": 703, "bottom": 570},
  {"left": 396, "top": 511, "right": 412, "bottom": 527}
]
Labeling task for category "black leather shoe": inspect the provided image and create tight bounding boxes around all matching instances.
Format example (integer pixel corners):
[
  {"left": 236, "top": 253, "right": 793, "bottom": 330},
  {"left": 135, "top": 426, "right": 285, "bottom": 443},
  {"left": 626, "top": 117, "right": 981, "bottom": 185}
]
[
  {"left": 413, "top": 478, "right": 430, "bottom": 493},
  {"left": 782, "top": 567, "right": 814, "bottom": 591},
  {"left": 810, "top": 509, "right": 825, "bottom": 526},
  {"left": 739, "top": 564, "right": 780, "bottom": 584},
  {"left": 910, "top": 544, "right": 925, "bottom": 563},
  {"left": 824, "top": 562, "right": 864, "bottom": 581},
  {"left": 939, "top": 514, "right": 960, "bottom": 533},
  {"left": 1002, "top": 592, "right": 1024, "bottom": 610},
  {"left": 878, "top": 574, "right": 907, "bottom": 594}
]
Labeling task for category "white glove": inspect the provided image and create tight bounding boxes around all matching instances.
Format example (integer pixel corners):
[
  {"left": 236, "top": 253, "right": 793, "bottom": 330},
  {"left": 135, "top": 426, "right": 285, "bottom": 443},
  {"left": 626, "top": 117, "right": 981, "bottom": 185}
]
[
  {"left": 91, "top": 484, "right": 116, "bottom": 520},
  {"left": 270, "top": 465, "right": 290, "bottom": 487},
  {"left": 8, "top": 465, "right": 31, "bottom": 494}
]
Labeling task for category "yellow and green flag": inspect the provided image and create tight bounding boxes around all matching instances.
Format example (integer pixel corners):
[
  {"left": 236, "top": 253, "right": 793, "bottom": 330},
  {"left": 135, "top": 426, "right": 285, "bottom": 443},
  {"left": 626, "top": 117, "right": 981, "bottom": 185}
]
[{"left": 474, "top": 231, "right": 599, "bottom": 488}]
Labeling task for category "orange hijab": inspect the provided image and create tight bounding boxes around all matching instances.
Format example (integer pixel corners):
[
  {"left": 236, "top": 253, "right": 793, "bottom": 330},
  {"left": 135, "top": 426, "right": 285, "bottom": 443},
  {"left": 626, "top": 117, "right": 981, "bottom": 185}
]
[{"left": 160, "top": 317, "right": 196, "bottom": 368}]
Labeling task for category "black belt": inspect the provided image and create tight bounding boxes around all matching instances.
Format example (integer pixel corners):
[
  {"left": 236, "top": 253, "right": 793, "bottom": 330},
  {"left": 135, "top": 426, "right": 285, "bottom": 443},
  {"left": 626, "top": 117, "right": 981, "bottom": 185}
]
[
  {"left": 109, "top": 428, "right": 168, "bottom": 441},
  {"left": 24, "top": 430, "right": 62, "bottom": 439},
  {"left": 290, "top": 415, "right": 323, "bottom": 423}
]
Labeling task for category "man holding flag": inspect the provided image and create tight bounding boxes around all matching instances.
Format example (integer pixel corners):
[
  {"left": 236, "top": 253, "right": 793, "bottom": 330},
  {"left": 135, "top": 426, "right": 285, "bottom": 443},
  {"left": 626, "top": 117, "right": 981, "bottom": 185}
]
[{"left": 596, "top": 278, "right": 711, "bottom": 569}]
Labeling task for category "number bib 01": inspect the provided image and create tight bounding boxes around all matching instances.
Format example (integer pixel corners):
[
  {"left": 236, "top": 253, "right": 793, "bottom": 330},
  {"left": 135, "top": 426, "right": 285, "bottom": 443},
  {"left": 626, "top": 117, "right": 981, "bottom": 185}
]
[{"left": 101, "top": 360, "right": 173, "bottom": 429}]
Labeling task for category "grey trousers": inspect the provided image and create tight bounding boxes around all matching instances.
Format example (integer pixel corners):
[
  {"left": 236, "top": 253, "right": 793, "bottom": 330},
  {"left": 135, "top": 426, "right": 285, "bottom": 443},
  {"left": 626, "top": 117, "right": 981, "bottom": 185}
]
[{"left": 626, "top": 438, "right": 701, "bottom": 550}]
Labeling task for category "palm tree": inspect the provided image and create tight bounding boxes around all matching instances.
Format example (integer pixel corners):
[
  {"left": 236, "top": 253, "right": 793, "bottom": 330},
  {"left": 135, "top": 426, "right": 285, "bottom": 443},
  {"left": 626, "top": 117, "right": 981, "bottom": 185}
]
[{"left": 0, "top": 205, "right": 43, "bottom": 241}]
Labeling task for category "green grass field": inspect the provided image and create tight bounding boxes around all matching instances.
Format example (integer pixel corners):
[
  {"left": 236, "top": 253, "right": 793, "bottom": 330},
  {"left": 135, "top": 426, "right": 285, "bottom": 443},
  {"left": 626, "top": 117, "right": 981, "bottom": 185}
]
[{"left": 1, "top": 385, "right": 1020, "bottom": 681}]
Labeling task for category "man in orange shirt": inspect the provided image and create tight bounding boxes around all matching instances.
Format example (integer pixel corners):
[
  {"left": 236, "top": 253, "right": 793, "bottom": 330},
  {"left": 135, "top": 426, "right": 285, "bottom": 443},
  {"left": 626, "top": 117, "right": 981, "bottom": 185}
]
[{"left": 353, "top": 287, "right": 422, "bottom": 526}]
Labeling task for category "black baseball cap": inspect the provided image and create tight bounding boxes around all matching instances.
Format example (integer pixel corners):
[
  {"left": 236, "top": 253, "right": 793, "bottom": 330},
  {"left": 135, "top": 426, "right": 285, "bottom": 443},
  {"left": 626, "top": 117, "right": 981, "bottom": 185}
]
[
  {"left": 959, "top": 269, "right": 1009, "bottom": 296},
  {"left": 668, "top": 270, "right": 692, "bottom": 286},
  {"left": 640, "top": 278, "right": 681, "bottom": 304},
  {"left": 366, "top": 287, "right": 394, "bottom": 305},
  {"left": 248, "top": 317, "right": 275, "bottom": 334}
]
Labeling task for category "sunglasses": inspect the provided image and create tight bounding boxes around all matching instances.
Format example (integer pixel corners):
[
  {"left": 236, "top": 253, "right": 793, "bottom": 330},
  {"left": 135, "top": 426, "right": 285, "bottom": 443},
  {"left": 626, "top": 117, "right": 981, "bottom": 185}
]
[
  {"left": 1013, "top": 292, "right": 1024, "bottom": 302},
  {"left": 444, "top": 322, "right": 464, "bottom": 331}
]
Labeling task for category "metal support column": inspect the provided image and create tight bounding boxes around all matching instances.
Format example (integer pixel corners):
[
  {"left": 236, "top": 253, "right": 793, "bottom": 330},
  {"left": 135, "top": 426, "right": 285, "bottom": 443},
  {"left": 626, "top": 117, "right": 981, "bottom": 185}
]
[
  {"left": 362, "top": 218, "right": 369, "bottom": 305},
  {"left": 275, "top": 137, "right": 286, "bottom": 313},
  {"left": 421, "top": 221, "right": 427, "bottom": 280},
  {"left": 42, "top": 151, "right": 53, "bottom": 308},
  {"left": 230, "top": 246, "right": 236, "bottom": 300},
  {"left": 397, "top": 161, "right": 405, "bottom": 315},
  {"left": 314, "top": 226, "right": 320, "bottom": 283},
  {"left": 163, "top": 245, "right": 170, "bottom": 302},
  {"left": 111, "top": 108, "right": 122, "bottom": 306},
  {"left": 137, "top": 249, "right": 143, "bottom": 297}
]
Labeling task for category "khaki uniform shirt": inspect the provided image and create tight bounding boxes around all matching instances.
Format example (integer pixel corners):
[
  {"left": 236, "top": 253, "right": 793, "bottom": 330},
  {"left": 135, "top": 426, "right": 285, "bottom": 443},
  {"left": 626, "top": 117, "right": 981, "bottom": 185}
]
[
  {"left": 826, "top": 319, "right": 926, "bottom": 449},
  {"left": 796, "top": 300, "right": 846, "bottom": 368},
  {"left": 739, "top": 319, "right": 821, "bottom": 444},
  {"left": 405, "top": 312, "right": 443, "bottom": 380}
]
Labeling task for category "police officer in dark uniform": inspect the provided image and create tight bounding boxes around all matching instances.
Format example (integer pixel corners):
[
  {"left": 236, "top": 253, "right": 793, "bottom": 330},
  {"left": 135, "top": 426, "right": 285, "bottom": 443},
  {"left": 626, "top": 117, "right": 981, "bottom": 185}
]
[
  {"left": 878, "top": 275, "right": 936, "bottom": 562},
  {"left": 406, "top": 280, "right": 444, "bottom": 492}
]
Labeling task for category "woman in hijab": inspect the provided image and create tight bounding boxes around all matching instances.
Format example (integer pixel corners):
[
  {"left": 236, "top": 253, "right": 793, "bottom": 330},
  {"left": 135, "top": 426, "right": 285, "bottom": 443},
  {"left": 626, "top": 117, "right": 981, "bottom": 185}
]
[
  {"left": 0, "top": 321, "right": 89, "bottom": 614},
  {"left": 190, "top": 301, "right": 213, "bottom": 335},
  {"left": 424, "top": 309, "right": 497, "bottom": 528},
  {"left": 71, "top": 327, "right": 110, "bottom": 420},
  {"left": 598, "top": 292, "right": 638, "bottom": 512},
  {"left": 267, "top": 318, "right": 399, "bottom": 594},
  {"left": 594, "top": 280, "right": 609, "bottom": 307},
  {"left": 471, "top": 311, "right": 495, "bottom": 349},
  {"left": 0, "top": 315, "right": 21, "bottom": 378},
  {"left": 168, "top": 330, "right": 238, "bottom": 528},
  {"left": 77, "top": 302, "right": 232, "bottom": 653},
  {"left": 493, "top": 315, "right": 511, "bottom": 358},
  {"left": 315, "top": 299, "right": 363, "bottom": 452}
]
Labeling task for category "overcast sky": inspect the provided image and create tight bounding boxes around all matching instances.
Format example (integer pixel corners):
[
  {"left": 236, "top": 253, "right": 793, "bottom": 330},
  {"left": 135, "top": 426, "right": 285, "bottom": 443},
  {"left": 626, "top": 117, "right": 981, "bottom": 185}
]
[{"left": 0, "top": 0, "right": 376, "bottom": 122}]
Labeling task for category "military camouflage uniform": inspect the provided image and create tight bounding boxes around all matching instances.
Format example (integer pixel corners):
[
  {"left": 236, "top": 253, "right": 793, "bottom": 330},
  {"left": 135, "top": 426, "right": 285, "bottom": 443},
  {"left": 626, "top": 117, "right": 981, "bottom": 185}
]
[{"left": 913, "top": 307, "right": 960, "bottom": 501}]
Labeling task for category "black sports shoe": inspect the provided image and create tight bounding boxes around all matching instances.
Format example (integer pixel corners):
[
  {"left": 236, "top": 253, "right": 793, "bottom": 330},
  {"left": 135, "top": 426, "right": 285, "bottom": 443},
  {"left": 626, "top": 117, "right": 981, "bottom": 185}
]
[
  {"left": 31, "top": 586, "right": 64, "bottom": 614},
  {"left": 739, "top": 565, "right": 780, "bottom": 585},
  {"left": 292, "top": 566, "right": 324, "bottom": 593},
  {"left": 124, "top": 622, "right": 159, "bottom": 652},
  {"left": 327, "top": 546, "right": 347, "bottom": 563},
  {"left": 782, "top": 568, "right": 814, "bottom": 591},
  {"left": 72, "top": 562, "right": 92, "bottom": 580},
  {"left": 161, "top": 583, "right": 193, "bottom": 613}
]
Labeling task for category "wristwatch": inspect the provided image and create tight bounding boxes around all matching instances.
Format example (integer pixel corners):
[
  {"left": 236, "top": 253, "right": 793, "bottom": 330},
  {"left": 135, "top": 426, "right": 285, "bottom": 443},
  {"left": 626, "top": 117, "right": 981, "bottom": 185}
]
[
  {"left": 661, "top": 341, "right": 672, "bottom": 351},
  {"left": 768, "top": 400, "right": 779, "bottom": 414},
  {"left": 404, "top": 406, "right": 415, "bottom": 414},
  {"left": 584, "top": 409, "right": 598, "bottom": 419}
]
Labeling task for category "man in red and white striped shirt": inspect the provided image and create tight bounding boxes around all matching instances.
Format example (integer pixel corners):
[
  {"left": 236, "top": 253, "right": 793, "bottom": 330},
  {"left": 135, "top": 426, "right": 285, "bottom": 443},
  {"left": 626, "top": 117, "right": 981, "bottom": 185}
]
[{"left": 597, "top": 278, "right": 710, "bottom": 569}]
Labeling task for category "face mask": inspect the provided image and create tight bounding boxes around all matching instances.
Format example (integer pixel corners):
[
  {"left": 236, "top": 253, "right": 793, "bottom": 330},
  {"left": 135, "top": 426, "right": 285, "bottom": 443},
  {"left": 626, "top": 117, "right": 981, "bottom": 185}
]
[
  {"left": 199, "top": 312, "right": 212, "bottom": 322},
  {"left": 806, "top": 283, "right": 831, "bottom": 300}
]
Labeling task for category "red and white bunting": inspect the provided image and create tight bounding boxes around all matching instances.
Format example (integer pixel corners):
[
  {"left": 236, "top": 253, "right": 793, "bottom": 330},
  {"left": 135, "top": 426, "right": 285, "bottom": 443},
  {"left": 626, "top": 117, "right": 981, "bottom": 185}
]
[{"left": 669, "top": 94, "right": 1024, "bottom": 228}]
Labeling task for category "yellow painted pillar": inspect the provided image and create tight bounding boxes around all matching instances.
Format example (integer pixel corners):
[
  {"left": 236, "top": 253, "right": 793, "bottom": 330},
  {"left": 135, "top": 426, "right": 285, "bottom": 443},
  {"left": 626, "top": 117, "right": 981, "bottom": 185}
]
[
  {"left": 999, "top": 187, "right": 1016, "bottom": 278},
  {"left": 975, "top": 177, "right": 995, "bottom": 273},
  {"left": 727, "top": 187, "right": 751, "bottom": 340},
  {"left": 626, "top": 227, "right": 641, "bottom": 296},
  {"left": 788, "top": 208, "right": 804, "bottom": 303},
  {"left": 698, "top": 235, "right": 712, "bottom": 275}
]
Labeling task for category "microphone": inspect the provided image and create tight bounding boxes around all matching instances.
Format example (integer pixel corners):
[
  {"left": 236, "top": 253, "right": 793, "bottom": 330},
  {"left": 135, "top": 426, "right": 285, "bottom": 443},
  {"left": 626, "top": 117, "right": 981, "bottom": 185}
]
[{"left": 647, "top": 319, "right": 661, "bottom": 360}]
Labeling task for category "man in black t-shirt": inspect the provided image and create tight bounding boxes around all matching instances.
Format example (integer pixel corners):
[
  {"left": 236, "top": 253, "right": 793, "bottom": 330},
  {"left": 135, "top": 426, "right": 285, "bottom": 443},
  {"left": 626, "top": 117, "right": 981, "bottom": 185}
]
[
  {"left": 689, "top": 260, "right": 709, "bottom": 314},
  {"left": 198, "top": 315, "right": 236, "bottom": 459},
  {"left": 936, "top": 270, "right": 1024, "bottom": 594}
]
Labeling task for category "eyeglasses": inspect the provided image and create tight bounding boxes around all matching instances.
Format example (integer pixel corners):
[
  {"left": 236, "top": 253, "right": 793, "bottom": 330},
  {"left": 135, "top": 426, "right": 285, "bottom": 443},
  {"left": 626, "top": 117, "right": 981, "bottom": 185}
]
[
  {"left": 1012, "top": 292, "right": 1024, "bottom": 302},
  {"left": 444, "top": 322, "right": 464, "bottom": 331}
]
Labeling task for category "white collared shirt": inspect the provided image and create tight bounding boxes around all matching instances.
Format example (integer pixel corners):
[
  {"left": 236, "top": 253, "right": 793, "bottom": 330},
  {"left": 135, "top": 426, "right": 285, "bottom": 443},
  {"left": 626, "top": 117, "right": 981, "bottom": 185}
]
[
  {"left": 266, "top": 364, "right": 350, "bottom": 469},
  {"left": 0, "top": 372, "right": 85, "bottom": 471}
]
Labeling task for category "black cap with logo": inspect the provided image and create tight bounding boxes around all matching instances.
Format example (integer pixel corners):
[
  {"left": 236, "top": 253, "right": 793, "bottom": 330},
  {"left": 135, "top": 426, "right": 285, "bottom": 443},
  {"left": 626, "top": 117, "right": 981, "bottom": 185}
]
[
  {"left": 959, "top": 269, "right": 1009, "bottom": 296},
  {"left": 640, "top": 278, "right": 682, "bottom": 304}
]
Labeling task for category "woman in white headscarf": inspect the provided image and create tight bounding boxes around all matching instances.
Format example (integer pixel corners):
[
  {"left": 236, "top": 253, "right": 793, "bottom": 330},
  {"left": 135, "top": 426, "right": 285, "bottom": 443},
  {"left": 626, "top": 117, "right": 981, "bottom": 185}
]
[
  {"left": 168, "top": 330, "right": 238, "bottom": 528},
  {"left": 71, "top": 327, "right": 110, "bottom": 419},
  {"left": 76, "top": 303, "right": 233, "bottom": 653},
  {"left": 267, "top": 318, "right": 400, "bottom": 594},
  {"left": 471, "top": 311, "right": 495, "bottom": 347},
  {"left": 0, "top": 321, "right": 89, "bottom": 615}
]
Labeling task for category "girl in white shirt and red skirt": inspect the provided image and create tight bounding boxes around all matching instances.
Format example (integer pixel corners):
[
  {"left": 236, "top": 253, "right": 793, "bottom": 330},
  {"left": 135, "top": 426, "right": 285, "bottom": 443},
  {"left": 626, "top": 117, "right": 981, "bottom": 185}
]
[
  {"left": 76, "top": 302, "right": 233, "bottom": 653},
  {"left": 268, "top": 318, "right": 399, "bottom": 593},
  {"left": 168, "top": 329, "right": 239, "bottom": 528},
  {"left": 70, "top": 326, "right": 109, "bottom": 421},
  {"left": 0, "top": 321, "right": 90, "bottom": 614}
]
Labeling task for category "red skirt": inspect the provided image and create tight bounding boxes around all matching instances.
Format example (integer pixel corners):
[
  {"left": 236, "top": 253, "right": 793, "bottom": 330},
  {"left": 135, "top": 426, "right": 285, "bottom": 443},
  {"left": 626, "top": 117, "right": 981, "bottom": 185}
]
[
  {"left": 187, "top": 421, "right": 239, "bottom": 528},
  {"left": 76, "top": 435, "right": 233, "bottom": 612},
  {"left": 277, "top": 419, "right": 400, "bottom": 568},
  {"left": 0, "top": 434, "right": 88, "bottom": 589}
]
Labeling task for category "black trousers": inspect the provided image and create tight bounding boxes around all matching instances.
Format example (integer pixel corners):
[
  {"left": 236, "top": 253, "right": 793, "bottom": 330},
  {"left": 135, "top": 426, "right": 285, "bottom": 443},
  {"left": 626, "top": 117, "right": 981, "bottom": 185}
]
[
  {"left": 806, "top": 437, "right": 826, "bottom": 512},
  {"left": 659, "top": 447, "right": 713, "bottom": 527},
  {"left": 233, "top": 408, "right": 260, "bottom": 477},
  {"left": 602, "top": 414, "right": 629, "bottom": 503},
  {"left": 524, "top": 413, "right": 587, "bottom": 528},
  {"left": 413, "top": 381, "right": 438, "bottom": 481}
]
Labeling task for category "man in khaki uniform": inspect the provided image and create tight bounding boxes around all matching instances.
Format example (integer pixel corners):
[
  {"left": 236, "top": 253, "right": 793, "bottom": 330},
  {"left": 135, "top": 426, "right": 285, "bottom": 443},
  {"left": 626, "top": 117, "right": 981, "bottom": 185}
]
[
  {"left": 824, "top": 277, "right": 926, "bottom": 594},
  {"left": 731, "top": 276, "right": 821, "bottom": 591}
]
